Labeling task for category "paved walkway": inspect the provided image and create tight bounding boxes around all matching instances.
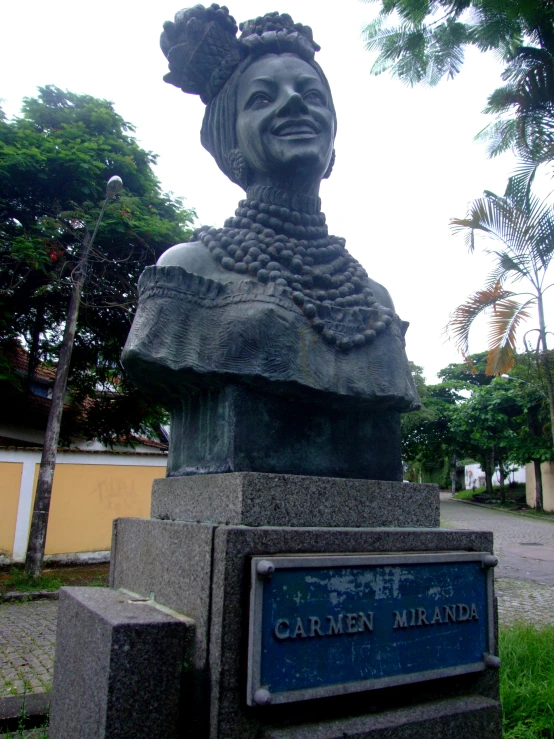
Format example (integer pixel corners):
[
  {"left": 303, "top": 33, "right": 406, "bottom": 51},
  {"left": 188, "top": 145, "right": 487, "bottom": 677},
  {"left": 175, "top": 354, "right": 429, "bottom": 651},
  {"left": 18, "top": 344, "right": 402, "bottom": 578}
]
[
  {"left": 441, "top": 494, "right": 554, "bottom": 626},
  {"left": 441, "top": 495, "right": 554, "bottom": 583},
  {"left": 1, "top": 498, "right": 554, "bottom": 706},
  {"left": 0, "top": 601, "right": 57, "bottom": 699}
]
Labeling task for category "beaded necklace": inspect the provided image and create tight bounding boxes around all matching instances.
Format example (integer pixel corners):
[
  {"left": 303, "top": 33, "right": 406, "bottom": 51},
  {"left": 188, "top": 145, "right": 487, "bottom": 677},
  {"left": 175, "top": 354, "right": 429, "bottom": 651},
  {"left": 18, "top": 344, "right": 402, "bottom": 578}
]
[{"left": 194, "top": 186, "right": 396, "bottom": 352}]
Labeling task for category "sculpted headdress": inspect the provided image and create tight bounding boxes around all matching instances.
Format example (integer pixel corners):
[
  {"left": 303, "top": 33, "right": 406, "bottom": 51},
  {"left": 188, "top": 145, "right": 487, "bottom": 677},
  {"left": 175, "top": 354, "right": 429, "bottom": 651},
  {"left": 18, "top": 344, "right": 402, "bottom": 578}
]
[{"left": 160, "top": 5, "right": 321, "bottom": 104}]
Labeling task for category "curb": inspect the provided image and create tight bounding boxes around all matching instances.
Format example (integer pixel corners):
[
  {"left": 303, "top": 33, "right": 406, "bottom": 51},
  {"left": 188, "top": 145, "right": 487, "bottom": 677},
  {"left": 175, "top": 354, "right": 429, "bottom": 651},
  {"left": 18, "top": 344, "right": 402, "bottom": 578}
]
[
  {"left": 451, "top": 498, "right": 554, "bottom": 523},
  {"left": 1, "top": 591, "right": 59, "bottom": 604},
  {"left": 0, "top": 692, "right": 50, "bottom": 729}
]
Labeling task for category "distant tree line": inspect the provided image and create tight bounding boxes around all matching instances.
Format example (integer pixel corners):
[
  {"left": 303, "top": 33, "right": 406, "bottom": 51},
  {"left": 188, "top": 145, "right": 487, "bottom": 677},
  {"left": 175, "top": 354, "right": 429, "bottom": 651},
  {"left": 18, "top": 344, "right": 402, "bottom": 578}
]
[{"left": 403, "top": 353, "right": 552, "bottom": 508}]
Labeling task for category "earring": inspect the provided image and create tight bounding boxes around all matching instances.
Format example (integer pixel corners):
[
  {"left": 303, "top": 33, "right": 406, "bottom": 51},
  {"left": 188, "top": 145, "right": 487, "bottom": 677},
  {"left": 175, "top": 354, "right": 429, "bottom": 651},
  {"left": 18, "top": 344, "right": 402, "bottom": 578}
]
[
  {"left": 323, "top": 149, "right": 335, "bottom": 180},
  {"left": 227, "top": 149, "right": 250, "bottom": 189}
]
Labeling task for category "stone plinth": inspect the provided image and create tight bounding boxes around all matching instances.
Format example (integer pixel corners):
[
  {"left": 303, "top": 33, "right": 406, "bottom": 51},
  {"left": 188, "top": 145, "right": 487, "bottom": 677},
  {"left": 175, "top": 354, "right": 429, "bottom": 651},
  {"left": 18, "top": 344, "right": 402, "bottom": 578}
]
[
  {"left": 260, "top": 695, "right": 501, "bottom": 738},
  {"left": 151, "top": 473, "right": 439, "bottom": 528},
  {"left": 110, "top": 518, "right": 501, "bottom": 739},
  {"left": 49, "top": 587, "right": 195, "bottom": 739}
]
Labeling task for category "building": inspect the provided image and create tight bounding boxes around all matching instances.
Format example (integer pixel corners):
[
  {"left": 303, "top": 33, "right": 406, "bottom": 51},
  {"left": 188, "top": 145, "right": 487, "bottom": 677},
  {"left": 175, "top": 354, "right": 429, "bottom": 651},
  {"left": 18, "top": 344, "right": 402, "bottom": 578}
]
[{"left": 0, "top": 343, "right": 167, "bottom": 563}]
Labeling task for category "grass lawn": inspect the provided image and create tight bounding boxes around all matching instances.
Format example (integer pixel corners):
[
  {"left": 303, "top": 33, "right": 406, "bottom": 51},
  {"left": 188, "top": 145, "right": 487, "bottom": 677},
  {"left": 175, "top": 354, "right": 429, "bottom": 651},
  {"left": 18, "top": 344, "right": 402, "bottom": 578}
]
[
  {"left": 501, "top": 623, "right": 554, "bottom": 738},
  {"left": 453, "top": 484, "right": 554, "bottom": 519},
  {"left": 0, "top": 563, "right": 109, "bottom": 595}
]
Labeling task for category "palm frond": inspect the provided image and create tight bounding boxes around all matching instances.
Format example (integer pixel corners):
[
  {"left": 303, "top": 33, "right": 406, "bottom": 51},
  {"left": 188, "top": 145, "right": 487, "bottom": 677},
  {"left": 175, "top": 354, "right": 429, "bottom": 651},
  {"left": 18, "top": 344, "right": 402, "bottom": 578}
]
[
  {"left": 425, "top": 19, "right": 468, "bottom": 84},
  {"left": 496, "top": 250, "right": 532, "bottom": 281},
  {"left": 485, "top": 296, "right": 535, "bottom": 374},
  {"left": 445, "top": 282, "right": 515, "bottom": 355},
  {"left": 475, "top": 118, "right": 519, "bottom": 158},
  {"left": 505, "top": 157, "right": 543, "bottom": 201}
]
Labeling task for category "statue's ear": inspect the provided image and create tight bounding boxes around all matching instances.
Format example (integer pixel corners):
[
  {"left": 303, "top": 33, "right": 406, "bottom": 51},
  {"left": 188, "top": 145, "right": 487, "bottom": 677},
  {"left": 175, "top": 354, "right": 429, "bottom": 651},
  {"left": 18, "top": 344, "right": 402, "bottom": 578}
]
[
  {"left": 227, "top": 149, "right": 251, "bottom": 189},
  {"left": 323, "top": 149, "right": 335, "bottom": 180}
]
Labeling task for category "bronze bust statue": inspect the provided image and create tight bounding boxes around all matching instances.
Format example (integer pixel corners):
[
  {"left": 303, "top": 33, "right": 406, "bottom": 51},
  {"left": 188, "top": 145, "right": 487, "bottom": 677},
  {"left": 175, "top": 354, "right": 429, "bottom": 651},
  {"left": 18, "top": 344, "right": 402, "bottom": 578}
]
[{"left": 122, "top": 5, "right": 419, "bottom": 480}]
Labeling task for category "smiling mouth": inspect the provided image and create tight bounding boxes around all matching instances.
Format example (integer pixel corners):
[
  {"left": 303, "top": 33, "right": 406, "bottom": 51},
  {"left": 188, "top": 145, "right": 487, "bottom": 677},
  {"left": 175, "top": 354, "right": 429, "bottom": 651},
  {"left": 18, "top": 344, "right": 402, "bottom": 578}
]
[{"left": 272, "top": 120, "right": 321, "bottom": 137}]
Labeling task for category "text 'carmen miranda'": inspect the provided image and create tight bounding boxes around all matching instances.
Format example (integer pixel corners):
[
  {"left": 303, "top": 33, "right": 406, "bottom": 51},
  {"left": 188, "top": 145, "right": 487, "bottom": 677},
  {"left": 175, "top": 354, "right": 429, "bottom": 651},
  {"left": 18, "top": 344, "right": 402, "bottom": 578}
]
[{"left": 273, "top": 604, "right": 479, "bottom": 641}]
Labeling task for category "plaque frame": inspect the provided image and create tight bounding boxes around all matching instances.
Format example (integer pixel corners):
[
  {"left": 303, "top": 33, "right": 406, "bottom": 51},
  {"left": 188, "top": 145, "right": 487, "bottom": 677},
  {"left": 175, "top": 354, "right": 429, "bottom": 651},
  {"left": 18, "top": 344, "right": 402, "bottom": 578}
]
[{"left": 247, "top": 551, "right": 497, "bottom": 706}]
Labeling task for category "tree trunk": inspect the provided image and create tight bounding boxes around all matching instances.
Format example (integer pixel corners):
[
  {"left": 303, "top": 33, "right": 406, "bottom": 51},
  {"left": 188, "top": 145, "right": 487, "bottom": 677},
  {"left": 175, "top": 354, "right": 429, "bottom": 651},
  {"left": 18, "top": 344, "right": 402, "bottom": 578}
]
[
  {"left": 25, "top": 231, "right": 92, "bottom": 578},
  {"left": 537, "top": 293, "right": 554, "bottom": 449},
  {"left": 483, "top": 452, "right": 494, "bottom": 496},
  {"left": 533, "top": 458, "right": 544, "bottom": 512},
  {"left": 498, "top": 457, "right": 506, "bottom": 504}
]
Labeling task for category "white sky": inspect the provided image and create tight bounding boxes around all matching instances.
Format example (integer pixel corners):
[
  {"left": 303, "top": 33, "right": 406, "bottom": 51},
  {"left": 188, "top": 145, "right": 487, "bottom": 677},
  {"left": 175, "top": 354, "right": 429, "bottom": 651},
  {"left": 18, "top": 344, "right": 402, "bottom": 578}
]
[{"left": 2, "top": 0, "right": 549, "bottom": 382}]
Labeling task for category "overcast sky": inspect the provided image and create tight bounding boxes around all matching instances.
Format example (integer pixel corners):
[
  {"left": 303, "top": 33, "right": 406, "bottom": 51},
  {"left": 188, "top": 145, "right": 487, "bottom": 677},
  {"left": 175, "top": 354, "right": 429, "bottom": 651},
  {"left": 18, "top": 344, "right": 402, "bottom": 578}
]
[{"left": 3, "top": 0, "right": 546, "bottom": 382}]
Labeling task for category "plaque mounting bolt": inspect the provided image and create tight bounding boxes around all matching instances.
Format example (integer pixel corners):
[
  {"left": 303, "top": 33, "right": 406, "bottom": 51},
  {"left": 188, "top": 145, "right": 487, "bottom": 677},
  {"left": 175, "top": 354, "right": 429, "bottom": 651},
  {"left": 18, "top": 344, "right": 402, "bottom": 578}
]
[
  {"left": 484, "top": 654, "right": 501, "bottom": 669},
  {"left": 482, "top": 555, "right": 498, "bottom": 568},
  {"left": 256, "top": 560, "right": 275, "bottom": 578},
  {"left": 254, "top": 688, "right": 272, "bottom": 705}
]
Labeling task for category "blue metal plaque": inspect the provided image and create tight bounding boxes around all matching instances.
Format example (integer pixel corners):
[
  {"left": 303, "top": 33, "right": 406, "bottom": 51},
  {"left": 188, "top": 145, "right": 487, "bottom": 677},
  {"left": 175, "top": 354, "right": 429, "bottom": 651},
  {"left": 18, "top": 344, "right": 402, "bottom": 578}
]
[{"left": 247, "top": 553, "right": 496, "bottom": 706}]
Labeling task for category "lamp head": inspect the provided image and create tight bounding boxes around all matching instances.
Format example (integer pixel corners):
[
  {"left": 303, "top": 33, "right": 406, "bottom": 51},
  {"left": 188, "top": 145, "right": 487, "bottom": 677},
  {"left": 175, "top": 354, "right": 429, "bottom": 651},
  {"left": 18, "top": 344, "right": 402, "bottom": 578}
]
[{"left": 106, "top": 176, "right": 123, "bottom": 198}]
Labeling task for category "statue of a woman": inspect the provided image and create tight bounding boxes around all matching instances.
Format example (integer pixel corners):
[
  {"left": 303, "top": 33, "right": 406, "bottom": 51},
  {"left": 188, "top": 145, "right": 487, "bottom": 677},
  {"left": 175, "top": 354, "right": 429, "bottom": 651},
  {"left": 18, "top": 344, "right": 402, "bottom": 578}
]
[{"left": 122, "top": 5, "right": 419, "bottom": 480}]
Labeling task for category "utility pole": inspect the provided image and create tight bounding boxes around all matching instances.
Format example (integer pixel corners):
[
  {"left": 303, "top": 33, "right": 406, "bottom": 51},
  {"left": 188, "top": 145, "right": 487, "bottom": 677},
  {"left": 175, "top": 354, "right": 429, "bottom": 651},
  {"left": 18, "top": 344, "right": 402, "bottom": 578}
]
[
  {"left": 451, "top": 455, "right": 457, "bottom": 496},
  {"left": 25, "top": 177, "right": 123, "bottom": 578}
]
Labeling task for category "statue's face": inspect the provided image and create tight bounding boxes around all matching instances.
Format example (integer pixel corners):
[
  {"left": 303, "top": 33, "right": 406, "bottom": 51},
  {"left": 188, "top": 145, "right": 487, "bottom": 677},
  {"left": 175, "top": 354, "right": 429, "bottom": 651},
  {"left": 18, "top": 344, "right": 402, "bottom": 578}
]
[{"left": 236, "top": 53, "right": 335, "bottom": 186}]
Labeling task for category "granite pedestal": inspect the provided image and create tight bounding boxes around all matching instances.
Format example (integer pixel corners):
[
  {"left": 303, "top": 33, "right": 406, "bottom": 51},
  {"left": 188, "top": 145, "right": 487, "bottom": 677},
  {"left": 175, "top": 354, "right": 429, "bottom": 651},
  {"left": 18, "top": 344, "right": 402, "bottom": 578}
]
[
  {"left": 151, "top": 472, "right": 439, "bottom": 528},
  {"left": 50, "top": 474, "right": 502, "bottom": 738}
]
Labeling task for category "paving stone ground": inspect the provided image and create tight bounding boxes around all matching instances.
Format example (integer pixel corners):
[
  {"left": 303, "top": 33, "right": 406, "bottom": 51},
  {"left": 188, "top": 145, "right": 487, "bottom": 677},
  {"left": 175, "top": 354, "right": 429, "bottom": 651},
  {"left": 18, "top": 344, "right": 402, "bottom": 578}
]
[
  {"left": 495, "top": 578, "right": 554, "bottom": 626},
  {"left": 0, "top": 601, "right": 57, "bottom": 699}
]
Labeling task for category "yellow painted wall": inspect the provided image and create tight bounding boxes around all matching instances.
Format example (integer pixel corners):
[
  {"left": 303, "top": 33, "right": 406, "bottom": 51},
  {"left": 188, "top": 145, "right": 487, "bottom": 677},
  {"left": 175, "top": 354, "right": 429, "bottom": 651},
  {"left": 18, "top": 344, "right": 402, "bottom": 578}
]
[
  {"left": 526, "top": 461, "right": 554, "bottom": 512},
  {"left": 0, "top": 462, "right": 22, "bottom": 556},
  {"left": 31, "top": 463, "right": 165, "bottom": 554}
]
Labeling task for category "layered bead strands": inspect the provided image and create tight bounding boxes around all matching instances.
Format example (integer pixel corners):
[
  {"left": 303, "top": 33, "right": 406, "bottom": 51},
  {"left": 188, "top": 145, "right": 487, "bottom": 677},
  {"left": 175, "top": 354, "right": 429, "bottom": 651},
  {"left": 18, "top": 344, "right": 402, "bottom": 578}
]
[{"left": 194, "top": 187, "right": 397, "bottom": 352}]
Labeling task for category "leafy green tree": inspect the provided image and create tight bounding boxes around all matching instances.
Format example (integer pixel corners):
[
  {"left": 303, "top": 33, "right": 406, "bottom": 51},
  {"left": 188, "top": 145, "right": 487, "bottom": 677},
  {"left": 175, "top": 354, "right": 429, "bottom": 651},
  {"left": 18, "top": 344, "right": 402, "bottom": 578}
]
[
  {"left": 449, "top": 378, "right": 524, "bottom": 497},
  {"left": 437, "top": 351, "right": 493, "bottom": 385},
  {"left": 401, "top": 362, "right": 463, "bottom": 484},
  {"left": 403, "top": 355, "right": 552, "bottom": 503},
  {"left": 502, "top": 353, "right": 554, "bottom": 508},
  {"left": 0, "top": 86, "right": 196, "bottom": 443},
  {"left": 447, "top": 187, "right": 554, "bottom": 449},
  {"left": 362, "top": 0, "right": 554, "bottom": 161}
]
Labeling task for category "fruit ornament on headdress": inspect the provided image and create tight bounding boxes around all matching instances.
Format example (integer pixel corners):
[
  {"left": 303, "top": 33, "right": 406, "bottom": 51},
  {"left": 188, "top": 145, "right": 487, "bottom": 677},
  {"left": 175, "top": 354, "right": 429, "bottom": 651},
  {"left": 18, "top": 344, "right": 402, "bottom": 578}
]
[
  {"left": 161, "top": 5, "right": 321, "bottom": 103},
  {"left": 159, "top": 5, "right": 405, "bottom": 352}
]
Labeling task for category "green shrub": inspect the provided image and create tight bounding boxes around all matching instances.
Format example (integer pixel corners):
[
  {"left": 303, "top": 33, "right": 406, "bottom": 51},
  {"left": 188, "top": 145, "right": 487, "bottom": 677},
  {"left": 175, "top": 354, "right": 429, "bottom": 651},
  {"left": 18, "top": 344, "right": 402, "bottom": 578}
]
[
  {"left": 5, "top": 566, "right": 63, "bottom": 592},
  {"left": 500, "top": 623, "right": 554, "bottom": 738}
]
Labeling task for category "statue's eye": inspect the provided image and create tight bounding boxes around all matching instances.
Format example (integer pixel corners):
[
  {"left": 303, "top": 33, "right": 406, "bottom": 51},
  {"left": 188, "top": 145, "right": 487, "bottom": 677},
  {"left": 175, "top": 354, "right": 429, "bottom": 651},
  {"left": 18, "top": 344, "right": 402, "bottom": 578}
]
[
  {"left": 247, "top": 91, "right": 272, "bottom": 107},
  {"left": 303, "top": 90, "right": 325, "bottom": 104}
]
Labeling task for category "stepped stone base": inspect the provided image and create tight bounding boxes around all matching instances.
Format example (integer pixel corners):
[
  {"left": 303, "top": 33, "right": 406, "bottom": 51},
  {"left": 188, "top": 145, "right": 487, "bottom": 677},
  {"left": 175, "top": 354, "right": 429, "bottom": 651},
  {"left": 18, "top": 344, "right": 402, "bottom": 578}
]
[
  {"left": 107, "top": 517, "right": 500, "bottom": 739},
  {"left": 50, "top": 475, "right": 501, "bottom": 738}
]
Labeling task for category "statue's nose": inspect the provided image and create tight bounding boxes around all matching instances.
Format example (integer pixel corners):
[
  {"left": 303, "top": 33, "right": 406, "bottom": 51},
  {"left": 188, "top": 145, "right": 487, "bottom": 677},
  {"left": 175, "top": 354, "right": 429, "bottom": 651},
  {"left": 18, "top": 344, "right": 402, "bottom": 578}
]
[{"left": 278, "top": 91, "right": 308, "bottom": 116}]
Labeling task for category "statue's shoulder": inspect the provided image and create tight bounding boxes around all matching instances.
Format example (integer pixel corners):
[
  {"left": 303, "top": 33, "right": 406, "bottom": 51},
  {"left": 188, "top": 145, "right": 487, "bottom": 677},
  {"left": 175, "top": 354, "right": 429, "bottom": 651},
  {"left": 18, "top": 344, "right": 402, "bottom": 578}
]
[
  {"left": 365, "top": 276, "right": 395, "bottom": 311},
  {"left": 156, "top": 241, "right": 250, "bottom": 284},
  {"left": 157, "top": 241, "right": 211, "bottom": 272}
]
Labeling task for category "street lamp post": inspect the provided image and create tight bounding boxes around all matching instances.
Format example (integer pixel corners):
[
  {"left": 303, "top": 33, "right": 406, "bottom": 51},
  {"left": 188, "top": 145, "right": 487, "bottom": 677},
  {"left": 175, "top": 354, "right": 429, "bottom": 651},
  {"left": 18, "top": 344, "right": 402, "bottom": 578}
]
[{"left": 25, "top": 177, "right": 123, "bottom": 578}]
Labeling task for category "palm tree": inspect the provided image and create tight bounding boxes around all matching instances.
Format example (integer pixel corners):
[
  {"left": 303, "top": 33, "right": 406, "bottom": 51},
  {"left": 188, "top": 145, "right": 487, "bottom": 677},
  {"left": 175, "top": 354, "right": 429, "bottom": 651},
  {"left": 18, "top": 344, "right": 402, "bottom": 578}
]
[
  {"left": 447, "top": 187, "right": 554, "bottom": 448},
  {"left": 362, "top": 0, "right": 554, "bottom": 167},
  {"left": 476, "top": 45, "right": 554, "bottom": 197}
]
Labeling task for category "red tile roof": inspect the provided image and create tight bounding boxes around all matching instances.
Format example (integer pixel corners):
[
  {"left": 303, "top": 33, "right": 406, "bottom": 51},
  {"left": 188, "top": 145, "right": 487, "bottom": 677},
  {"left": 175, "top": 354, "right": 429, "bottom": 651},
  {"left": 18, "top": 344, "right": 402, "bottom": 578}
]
[{"left": 5, "top": 342, "right": 56, "bottom": 382}]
